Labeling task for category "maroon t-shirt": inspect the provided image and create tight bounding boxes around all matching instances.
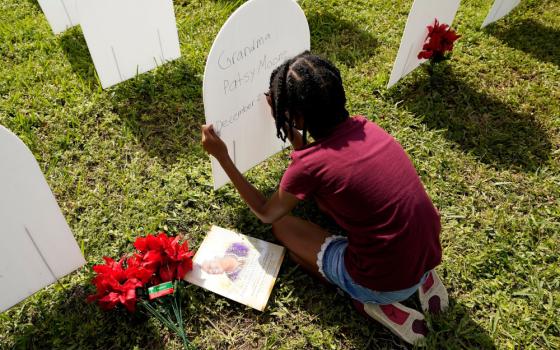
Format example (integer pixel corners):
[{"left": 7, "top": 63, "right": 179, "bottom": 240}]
[{"left": 280, "top": 116, "right": 442, "bottom": 291}]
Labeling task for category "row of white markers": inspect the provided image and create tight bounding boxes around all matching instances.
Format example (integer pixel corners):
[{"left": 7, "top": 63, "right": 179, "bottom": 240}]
[{"left": 1, "top": 0, "right": 522, "bottom": 313}]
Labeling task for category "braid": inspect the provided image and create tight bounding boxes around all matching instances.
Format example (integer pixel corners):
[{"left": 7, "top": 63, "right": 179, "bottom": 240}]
[
  {"left": 269, "top": 51, "right": 348, "bottom": 144},
  {"left": 270, "top": 60, "right": 292, "bottom": 142}
]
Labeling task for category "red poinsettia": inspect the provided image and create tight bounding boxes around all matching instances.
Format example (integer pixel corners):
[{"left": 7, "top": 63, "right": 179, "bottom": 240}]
[
  {"left": 88, "top": 233, "right": 194, "bottom": 313},
  {"left": 87, "top": 234, "right": 196, "bottom": 348},
  {"left": 133, "top": 232, "right": 195, "bottom": 283},
  {"left": 418, "top": 19, "right": 461, "bottom": 61},
  {"left": 87, "top": 257, "right": 151, "bottom": 312}
]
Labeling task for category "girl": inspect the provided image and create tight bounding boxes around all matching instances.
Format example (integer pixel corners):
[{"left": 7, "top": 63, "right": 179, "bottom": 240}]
[{"left": 201, "top": 51, "right": 448, "bottom": 346}]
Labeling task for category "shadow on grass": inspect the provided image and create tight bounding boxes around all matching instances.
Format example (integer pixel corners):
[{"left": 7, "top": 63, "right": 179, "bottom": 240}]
[
  {"left": 488, "top": 19, "right": 559, "bottom": 67},
  {"left": 307, "top": 11, "right": 379, "bottom": 68},
  {"left": 58, "top": 27, "right": 98, "bottom": 86},
  {"left": 417, "top": 298, "right": 497, "bottom": 349},
  {"left": 110, "top": 61, "right": 205, "bottom": 164},
  {"left": 58, "top": 27, "right": 204, "bottom": 164},
  {"left": 25, "top": 0, "right": 40, "bottom": 10},
  {"left": 8, "top": 285, "right": 166, "bottom": 350},
  {"left": 389, "top": 66, "right": 552, "bottom": 172},
  {"left": 225, "top": 176, "right": 345, "bottom": 243}
]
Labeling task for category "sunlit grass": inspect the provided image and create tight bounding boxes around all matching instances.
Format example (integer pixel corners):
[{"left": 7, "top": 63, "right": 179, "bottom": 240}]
[{"left": 0, "top": 0, "right": 558, "bottom": 348}]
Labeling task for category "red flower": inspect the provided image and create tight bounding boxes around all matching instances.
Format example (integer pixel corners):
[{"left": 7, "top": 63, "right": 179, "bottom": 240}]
[
  {"left": 88, "top": 233, "right": 194, "bottom": 312},
  {"left": 418, "top": 19, "right": 461, "bottom": 61},
  {"left": 127, "top": 254, "right": 157, "bottom": 284},
  {"left": 87, "top": 257, "right": 146, "bottom": 312},
  {"left": 134, "top": 233, "right": 195, "bottom": 283}
]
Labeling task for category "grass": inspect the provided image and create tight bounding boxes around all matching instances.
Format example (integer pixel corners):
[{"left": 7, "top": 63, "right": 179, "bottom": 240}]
[{"left": 0, "top": 0, "right": 559, "bottom": 348}]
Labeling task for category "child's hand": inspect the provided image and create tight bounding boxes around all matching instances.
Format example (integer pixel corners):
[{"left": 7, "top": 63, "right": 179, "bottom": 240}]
[{"left": 201, "top": 124, "right": 229, "bottom": 162}]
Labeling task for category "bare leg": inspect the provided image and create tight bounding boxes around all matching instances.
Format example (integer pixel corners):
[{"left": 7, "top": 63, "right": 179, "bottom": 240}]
[{"left": 272, "top": 215, "right": 332, "bottom": 283}]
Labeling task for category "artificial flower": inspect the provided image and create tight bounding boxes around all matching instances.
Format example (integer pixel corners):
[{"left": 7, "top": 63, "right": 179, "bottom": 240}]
[
  {"left": 134, "top": 233, "right": 194, "bottom": 282},
  {"left": 87, "top": 257, "right": 145, "bottom": 312},
  {"left": 87, "top": 234, "right": 196, "bottom": 348},
  {"left": 418, "top": 19, "right": 460, "bottom": 61}
]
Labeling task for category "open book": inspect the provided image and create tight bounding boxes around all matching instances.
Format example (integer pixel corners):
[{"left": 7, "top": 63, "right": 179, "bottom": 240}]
[{"left": 184, "top": 226, "right": 285, "bottom": 311}]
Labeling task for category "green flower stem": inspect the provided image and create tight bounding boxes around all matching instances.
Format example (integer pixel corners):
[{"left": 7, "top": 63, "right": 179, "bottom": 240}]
[{"left": 140, "top": 298, "right": 196, "bottom": 350}]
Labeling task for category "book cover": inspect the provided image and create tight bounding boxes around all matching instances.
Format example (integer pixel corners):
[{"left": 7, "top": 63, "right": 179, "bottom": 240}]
[{"left": 184, "top": 226, "right": 285, "bottom": 311}]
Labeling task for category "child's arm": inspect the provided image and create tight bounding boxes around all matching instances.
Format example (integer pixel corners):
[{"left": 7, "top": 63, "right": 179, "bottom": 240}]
[{"left": 202, "top": 125, "right": 299, "bottom": 224}]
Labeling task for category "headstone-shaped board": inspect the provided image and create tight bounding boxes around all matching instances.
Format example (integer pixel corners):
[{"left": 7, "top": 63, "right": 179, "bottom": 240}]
[
  {"left": 37, "top": 0, "right": 79, "bottom": 34},
  {"left": 203, "top": 0, "right": 310, "bottom": 190},
  {"left": 481, "top": 0, "right": 521, "bottom": 28},
  {"left": 0, "top": 126, "right": 85, "bottom": 313},
  {"left": 388, "top": 0, "right": 461, "bottom": 88},
  {"left": 76, "top": 0, "right": 181, "bottom": 89}
]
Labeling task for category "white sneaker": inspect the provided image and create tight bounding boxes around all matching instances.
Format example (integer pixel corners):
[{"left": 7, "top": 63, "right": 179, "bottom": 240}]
[
  {"left": 353, "top": 300, "right": 428, "bottom": 346},
  {"left": 418, "top": 270, "right": 449, "bottom": 314}
]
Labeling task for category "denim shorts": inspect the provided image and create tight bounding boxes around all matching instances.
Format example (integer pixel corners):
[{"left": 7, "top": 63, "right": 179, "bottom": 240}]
[{"left": 317, "top": 236, "right": 429, "bottom": 305}]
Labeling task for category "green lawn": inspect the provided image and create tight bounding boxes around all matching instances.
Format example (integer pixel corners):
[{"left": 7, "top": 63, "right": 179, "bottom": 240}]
[{"left": 1, "top": 0, "right": 559, "bottom": 348}]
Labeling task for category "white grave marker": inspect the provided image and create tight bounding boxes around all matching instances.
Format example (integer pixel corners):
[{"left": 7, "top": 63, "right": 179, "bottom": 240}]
[
  {"left": 481, "top": 0, "right": 521, "bottom": 28},
  {"left": 203, "top": 0, "right": 310, "bottom": 189},
  {"left": 388, "top": 0, "right": 461, "bottom": 88},
  {"left": 0, "top": 126, "right": 85, "bottom": 313},
  {"left": 76, "top": 0, "right": 181, "bottom": 89},
  {"left": 37, "top": 0, "right": 80, "bottom": 34}
]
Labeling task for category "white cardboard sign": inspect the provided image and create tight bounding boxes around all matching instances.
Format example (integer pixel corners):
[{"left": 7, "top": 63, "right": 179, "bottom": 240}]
[
  {"left": 203, "top": 0, "right": 310, "bottom": 189},
  {"left": 388, "top": 0, "right": 461, "bottom": 88},
  {"left": 76, "top": 0, "right": 181, "bottom": 89},
  {"left": 37, "top": 0, "right": 80, "bottom": 34},
  {"left": 481, "top": 0, "right": 521, "bottom": 28},
  {"left": 0, "top": 126, "right": 86, "bottom": 313}
]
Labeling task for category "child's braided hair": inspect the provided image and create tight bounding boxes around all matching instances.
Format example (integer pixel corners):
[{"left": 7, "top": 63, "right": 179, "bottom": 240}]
[{"left": 268, "top": 51, "right": 349, "bottom": 144}]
